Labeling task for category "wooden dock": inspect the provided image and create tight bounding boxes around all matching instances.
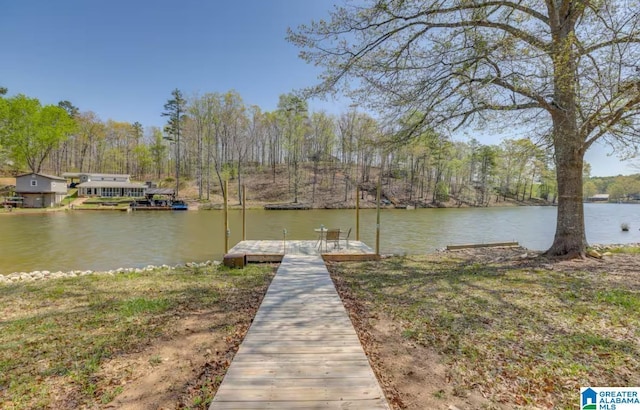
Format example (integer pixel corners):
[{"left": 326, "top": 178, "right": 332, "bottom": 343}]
[
  {"left": 227, "top": 240, "right": 378, "bottom": 263},
  {"left": 209, "top": 254, "right": 389, "bottom": 409}
]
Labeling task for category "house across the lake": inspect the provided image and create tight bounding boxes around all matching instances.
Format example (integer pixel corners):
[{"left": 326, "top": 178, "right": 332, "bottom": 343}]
[
  {"left": 15, "top": 172, "right": 68, "bottom": 208},
  {"left": 586, "top": 193, "right": 610, "bottom": 202},
  {"left": 63, "top": 173, "right": 146, "bottom": 197}
]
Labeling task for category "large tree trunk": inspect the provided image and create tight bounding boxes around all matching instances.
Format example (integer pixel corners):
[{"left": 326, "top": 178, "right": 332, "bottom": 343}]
[
  {"left": 545, "top": 7, "right": 587, "bottom": 257},
  {"left": 546, "top": 141, "right": 587, "bottom": 257}
]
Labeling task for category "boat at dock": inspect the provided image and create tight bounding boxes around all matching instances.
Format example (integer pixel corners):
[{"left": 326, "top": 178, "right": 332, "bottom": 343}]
[
  {"left": 171, "top": 200, "right": 188, "bottom": 210},
  {"left": 130, "top": 199, "right": 188, "bottom": 211}
]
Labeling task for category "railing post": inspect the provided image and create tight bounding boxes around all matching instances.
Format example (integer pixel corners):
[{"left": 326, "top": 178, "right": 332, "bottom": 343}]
[
  {"left": 376, "top": 179, "right": 381, "bottom": 256},
  {"left": 224, "top": 180, "right": 229, "bottom": 254},
  {"left": 282, "top": 228, "right": 287, "bottom": 254},
  {"left": 356, "top": 185, "right": 360, "bottom": 241},
  {"left": 242, "top": 184, "right": 246, "bottom": 241}
]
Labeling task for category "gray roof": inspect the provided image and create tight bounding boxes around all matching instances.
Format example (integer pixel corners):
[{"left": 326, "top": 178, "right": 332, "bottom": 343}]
[
  {"left": 63, "top": 172, "right": 131, "bottom": 179},
  {"left": 16, "top": 172, "right": 66, "bottom": 181},
  {"left": 146, "top": 188, "right": 175, "bottom": 195},
  {"left": 77, "top": 181, "right": 146, "bottom": 188}
]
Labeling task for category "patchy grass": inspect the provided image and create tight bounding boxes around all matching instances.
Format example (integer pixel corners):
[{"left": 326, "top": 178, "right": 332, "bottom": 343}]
[
  {"left": 60, "top": 189, "right": 78, "bottom": 206},
  {"left": 604, "top": 245, "right": 640, "bottom": 254},
  {"left": 0, "top": 264, "right": 275, "bottom": 409},
  {"left": 330, "top": 252, "right": 640, "bottom": 409}
]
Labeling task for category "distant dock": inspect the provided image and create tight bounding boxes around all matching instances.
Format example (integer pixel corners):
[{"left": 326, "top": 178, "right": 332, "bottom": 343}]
[{"left": 263, "top": 203, "right": 312, "bottom": 210}]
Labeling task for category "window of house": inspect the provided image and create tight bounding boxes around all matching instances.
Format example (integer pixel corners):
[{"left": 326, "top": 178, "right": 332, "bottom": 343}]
[{"left": 30, "top": 180, "right": 37, "bottom": 187}]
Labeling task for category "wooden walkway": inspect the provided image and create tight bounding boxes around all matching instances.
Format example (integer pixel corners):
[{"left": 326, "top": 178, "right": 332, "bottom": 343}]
[{"left": 209, "top": 254, "right": 389, "bottom": 409}]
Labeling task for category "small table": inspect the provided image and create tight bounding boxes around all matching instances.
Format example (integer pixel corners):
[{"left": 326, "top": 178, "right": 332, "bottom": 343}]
[{"left": 314, "top": 228, "right": 327, "bottom": 250}]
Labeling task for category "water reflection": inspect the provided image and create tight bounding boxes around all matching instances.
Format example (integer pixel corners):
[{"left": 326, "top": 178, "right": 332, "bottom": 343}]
[{"left": 0, "top": 204, "right": 638, "bottom": 274}]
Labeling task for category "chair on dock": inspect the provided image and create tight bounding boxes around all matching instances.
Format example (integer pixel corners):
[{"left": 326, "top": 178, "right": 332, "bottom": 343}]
[
  {"left": 340, "top": 227, "right": 352, "bottom": 249},
  {"left": 325, "top": 229, "right": 341, "bottom": 250}
]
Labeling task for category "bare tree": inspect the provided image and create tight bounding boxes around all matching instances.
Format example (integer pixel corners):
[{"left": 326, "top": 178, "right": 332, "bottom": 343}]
[
  {"left": 289, "top": 0, "right": 640, "bottom": 257},
  {"left": 278, "top": 94, "right": 309, "bottom": 203},
  {"left": 308, "top": 111, "right": 336, "bottom": 203}
]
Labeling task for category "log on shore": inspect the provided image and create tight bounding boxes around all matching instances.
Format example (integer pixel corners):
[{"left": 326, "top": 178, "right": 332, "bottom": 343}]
[
  {"left": 264, "top": 203, "right": 311, "bottom": 210},
  {"left": 446, "top": 242, "right": 519, "bottom": 250}
]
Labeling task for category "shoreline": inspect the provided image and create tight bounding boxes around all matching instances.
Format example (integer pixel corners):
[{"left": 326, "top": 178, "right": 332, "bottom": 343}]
[
  {"left": 3, "top": 243, "right": 638, "bottom": 284},
  {"left": 1, "top": 199, "right": 557, "bottom": 215},
  {"left": 0, "top": 260, "right": 220, "bottom": 284}
]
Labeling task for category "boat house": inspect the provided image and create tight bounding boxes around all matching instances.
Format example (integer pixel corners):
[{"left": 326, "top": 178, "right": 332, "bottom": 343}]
[
  {"left": 64, "top": 173, "right": 146, "bottom": 197},
  {"left": 15, "top": 173, "right": 68, "bottom": 208},
  {"left": 587, "top": 193, "right": 610, "bottom": 202}
]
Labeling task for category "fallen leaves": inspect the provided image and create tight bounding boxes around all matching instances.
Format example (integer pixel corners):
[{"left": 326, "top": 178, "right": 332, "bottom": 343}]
[{"left": 329, "top": 248, "right": 640, "bottom": 409}]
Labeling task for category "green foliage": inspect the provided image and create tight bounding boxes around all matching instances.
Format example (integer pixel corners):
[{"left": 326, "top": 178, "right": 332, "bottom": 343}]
[
  {"left": 57, "top": 100, "right": 79, "bottom": 117},
  {"left": 60, "top": 189, "right": 78, "bottom": 206},
  {"left": 434, "top": 181, "right": 449, "bottom": 202},
  {"left": 149, "top": 127, "right": 168, "bottom": 178},
  {"left": 586, "top": 174, "right": 640, "bottom": 199},
  {"left": 1, "top": 94, "right": 76, "bottom": 172},
  {"left": 0, "top": 97, "right": 8, "bottom": 144},
  {"left": 163, "top": 89, "right": 187, "bottom": 194},
  {"left": 605, "top": 246, "right": 640, "bottom": 254},
  {"left": 583, "top": 180, "right": 597, "bottom": 199},
  {"left": 162, "top": 88, "right": 186, "bottom": 139}
]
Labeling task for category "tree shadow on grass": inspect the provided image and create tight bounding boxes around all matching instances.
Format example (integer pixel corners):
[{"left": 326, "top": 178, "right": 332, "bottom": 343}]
[
  {"left": 330, "top": 255, "right": 640, "bottom": 407},
  {"left": 0, "top": 267, "right": 275, "bottom": 408}
]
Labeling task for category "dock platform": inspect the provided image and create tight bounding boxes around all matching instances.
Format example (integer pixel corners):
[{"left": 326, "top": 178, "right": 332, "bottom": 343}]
[
  {"left": 209, "top": 254, "right": 389, "bottom": 409},
  {"left": 227, "top": 240, "right": 378, "bottom": 263}
]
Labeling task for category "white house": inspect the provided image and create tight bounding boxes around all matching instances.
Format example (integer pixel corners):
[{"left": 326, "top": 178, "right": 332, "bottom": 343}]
[{"left": 63, "top": 173, "right": 146, "bottom": 197}]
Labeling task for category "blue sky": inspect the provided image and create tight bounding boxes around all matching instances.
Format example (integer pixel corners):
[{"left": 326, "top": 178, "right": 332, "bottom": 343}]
[
  {"left": 1, "top": 0, "right": 636, "bottom": 176},
  {"left": 1, "top": 1, "right": 348, "bottom": 120}
]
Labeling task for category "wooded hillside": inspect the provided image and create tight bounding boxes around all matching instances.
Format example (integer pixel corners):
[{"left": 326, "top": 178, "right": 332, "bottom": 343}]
[{"left": 1, "top": 90, "right": 562, "bottom": 207}]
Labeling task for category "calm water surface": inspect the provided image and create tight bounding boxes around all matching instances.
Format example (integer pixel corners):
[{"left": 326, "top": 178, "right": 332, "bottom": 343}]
[{"left": 1, "top": 204, "right": 639, "bottom": 275}]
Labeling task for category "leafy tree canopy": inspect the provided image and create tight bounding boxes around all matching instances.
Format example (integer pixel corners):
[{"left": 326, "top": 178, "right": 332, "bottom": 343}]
[
  {"left": 289, "top": 0, "right": 640, "bottom": 256},
  {"left": 2, "top": 94, "right": 76, "bottom": 173}
]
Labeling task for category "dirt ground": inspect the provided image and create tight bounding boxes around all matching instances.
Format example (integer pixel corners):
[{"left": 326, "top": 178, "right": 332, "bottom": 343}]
[
  {"left": 59, "top": 246, "right": 638, "bottom": 409},
  {"left": 333, "top": 277, "right": 498, "bottom": 410},
  {"left": 101, "top": 311, "right": 248, "bottom": 410},
  {"left": 88, "top": 295, "right": 264, "bottom": 410},
  {"left": 331, "top": 246, "right": 640, "bottom": 410}
]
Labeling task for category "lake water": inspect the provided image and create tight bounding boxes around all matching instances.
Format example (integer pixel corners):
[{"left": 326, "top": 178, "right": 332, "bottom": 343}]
[{"left": 1, "top": 204, "right": 639, "bottom": 275}]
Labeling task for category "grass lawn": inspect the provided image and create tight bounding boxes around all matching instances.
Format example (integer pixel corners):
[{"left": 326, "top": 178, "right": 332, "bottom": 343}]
[
  {"left": 0, "top": 264, "right": 275, "bottom": 409},
  {"left": 330, "top": 249, "right": 640, "bottom": 409}
]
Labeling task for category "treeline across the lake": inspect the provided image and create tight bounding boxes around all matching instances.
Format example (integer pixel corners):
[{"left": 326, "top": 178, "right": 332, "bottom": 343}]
[
  {"left": 1, "top": 86, "right": 616, "bottom": 206},
  {"left": 585, "top": 173, "right": 640, "bottom": 201}
]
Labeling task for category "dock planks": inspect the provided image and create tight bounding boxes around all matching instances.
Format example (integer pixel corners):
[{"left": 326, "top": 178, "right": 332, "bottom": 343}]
[
  {"left": 209, "top": 254, "right": 389, "bottom": 409},
  {"left": 227, "top": 240, "right": 378, "bottom": 263}
]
